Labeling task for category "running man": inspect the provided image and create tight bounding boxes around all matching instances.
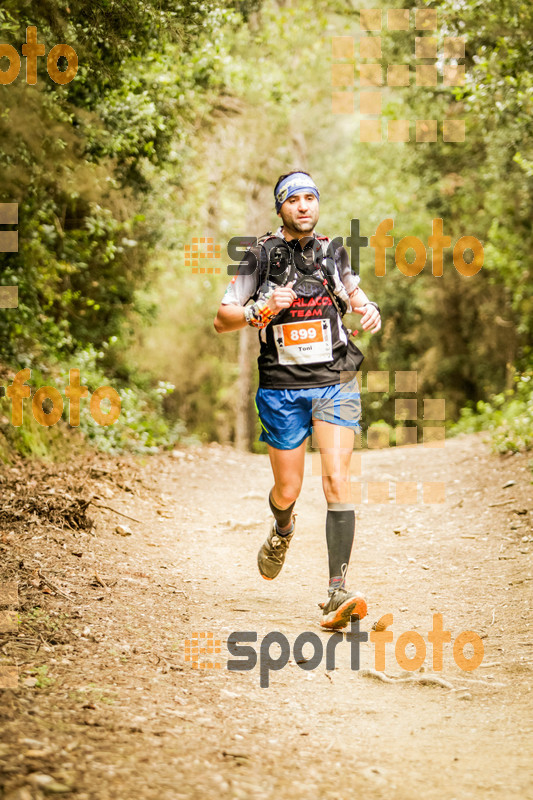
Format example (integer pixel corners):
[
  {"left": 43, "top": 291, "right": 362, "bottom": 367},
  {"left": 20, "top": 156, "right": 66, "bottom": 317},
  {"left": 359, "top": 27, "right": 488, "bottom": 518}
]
[{"left": 214, "top": 170, "right": 381, "bottom": 629}]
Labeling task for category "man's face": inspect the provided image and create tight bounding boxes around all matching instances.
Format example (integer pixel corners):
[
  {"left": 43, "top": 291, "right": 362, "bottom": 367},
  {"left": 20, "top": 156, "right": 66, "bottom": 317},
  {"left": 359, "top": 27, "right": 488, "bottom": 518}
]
[{"left": 278, "top": 191, "right": 319, "bottom": 235}]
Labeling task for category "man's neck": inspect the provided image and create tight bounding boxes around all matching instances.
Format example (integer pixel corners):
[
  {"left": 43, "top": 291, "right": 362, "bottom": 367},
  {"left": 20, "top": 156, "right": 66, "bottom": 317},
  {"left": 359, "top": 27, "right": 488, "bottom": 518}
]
[{"left": 279, "top": 225, "right": 316, "bottom": 242}]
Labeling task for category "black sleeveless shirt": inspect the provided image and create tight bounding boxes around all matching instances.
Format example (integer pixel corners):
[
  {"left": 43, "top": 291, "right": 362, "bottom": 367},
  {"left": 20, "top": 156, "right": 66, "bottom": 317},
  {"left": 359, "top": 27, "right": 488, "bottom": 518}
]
[{"left": 255, "top": 236, "right": 364, "bottom": 389}]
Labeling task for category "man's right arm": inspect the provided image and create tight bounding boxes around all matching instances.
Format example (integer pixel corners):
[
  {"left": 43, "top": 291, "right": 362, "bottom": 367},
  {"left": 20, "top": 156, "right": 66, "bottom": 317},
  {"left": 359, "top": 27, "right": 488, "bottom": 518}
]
[
  {"left": 214, "top": 243, "right": 299, "bottom": 333},
  {"left": 214, "top": 249, "right": 258, "bottom": 333},
  {"left": 214, "top": 303, "right": 247, "bottom": 333},
  {"left": 214, "top": 281, "right": 299, "bottom": 333},
  {"left": 214, "top": 283, "right": 298, "bottom": 333}
]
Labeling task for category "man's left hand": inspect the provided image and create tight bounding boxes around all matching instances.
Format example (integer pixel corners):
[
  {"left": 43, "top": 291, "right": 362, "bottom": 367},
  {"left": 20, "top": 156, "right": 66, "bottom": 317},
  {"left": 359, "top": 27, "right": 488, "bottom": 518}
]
[{"left": 353, "top": 303, "right": 381, "bottom": 333}]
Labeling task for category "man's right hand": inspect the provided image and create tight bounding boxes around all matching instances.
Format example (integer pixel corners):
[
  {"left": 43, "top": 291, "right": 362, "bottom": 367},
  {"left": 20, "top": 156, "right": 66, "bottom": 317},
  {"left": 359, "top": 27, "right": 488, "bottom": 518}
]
[{"left": 266, "top": 281, "right": 297, "bottom": 314}]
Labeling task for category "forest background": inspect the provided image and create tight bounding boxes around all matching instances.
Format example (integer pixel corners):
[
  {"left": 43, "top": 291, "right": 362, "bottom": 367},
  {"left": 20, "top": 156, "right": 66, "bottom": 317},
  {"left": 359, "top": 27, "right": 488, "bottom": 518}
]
[{"left": 0, "top": 0, "right": 531, "bottom": 461}]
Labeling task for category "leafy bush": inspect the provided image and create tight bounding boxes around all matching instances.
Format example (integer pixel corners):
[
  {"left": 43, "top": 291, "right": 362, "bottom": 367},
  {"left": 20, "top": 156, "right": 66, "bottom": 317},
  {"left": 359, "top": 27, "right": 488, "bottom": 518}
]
[
  {"left": 452, "top": 370, "right": 533, "bottom": 456},
  {"left": 56, "top": 344, "right": 184, "bottom": 454},
  {"left": 0, "top": 344, "right": 185, "bottom": 458}
]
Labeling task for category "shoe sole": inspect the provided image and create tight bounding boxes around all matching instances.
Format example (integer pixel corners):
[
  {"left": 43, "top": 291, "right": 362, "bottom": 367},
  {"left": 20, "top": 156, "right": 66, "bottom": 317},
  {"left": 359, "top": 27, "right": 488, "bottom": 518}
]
[
  {"left": 257, "top": 553, "right": 280, "bottom": 581},
  {"left": 257, "top": 557, "right": 281, "bottom": 581},
  {"left": 320, "top": 595, "right": 367, "bottom": 630}
]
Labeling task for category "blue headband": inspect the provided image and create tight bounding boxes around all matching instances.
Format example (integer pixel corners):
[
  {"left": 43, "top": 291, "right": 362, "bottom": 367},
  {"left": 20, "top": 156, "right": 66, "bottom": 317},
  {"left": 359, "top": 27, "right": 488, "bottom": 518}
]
[{"left": 274, "top": 173, "right": 320, "bottom": 212}]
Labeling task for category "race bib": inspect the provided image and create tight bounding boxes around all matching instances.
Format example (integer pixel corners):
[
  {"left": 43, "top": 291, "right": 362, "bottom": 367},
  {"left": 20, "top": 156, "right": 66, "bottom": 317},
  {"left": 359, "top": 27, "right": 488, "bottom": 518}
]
[{"left": 272, "top": 319, "right": 333, "bottom": 365}]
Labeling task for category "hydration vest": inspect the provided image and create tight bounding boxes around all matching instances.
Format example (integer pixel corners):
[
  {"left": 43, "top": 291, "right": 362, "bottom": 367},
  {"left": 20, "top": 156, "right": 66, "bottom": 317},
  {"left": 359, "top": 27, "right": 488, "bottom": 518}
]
[{"left": 250, "top": 232, "right": 364, "bottom": 389}]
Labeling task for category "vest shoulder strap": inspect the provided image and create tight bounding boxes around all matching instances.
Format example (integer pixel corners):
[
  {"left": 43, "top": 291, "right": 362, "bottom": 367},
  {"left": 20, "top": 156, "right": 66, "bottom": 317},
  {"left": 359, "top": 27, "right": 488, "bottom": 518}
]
[{"left": 247, "top": 232, "right": 275, "bottom": 281}]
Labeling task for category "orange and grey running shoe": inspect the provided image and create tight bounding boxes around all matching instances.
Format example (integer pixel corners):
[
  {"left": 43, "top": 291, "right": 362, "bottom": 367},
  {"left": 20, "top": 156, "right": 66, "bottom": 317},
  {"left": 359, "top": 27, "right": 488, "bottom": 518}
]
[
  {"left": 319, "top": 587, "right": 367, "bottom": 630},
  {"left": 257, "top": 519, "right": 295, "bottom": 580}
]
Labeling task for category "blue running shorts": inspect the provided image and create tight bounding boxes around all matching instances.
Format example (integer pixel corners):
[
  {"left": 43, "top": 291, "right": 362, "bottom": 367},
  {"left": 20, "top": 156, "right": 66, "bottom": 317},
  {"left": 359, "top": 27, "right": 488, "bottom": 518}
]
[{"left": 255, "top": 374, "right": 361, "bottom": 451}]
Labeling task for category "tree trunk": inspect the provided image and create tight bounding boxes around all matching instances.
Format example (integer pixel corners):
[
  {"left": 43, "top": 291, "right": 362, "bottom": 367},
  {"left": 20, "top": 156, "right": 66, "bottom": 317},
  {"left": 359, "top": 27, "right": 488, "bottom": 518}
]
[
  {"left": 233, "top": 182, "right": 274, "bottom": 450},
  {"left": 235, "top": 325, "right": 257, "bottom": 451}
]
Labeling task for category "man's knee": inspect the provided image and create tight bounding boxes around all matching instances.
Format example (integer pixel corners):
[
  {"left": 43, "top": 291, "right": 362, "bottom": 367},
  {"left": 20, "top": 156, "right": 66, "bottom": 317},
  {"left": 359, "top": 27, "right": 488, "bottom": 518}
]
[
  {"left": 322, "top": 474, "right": 350, "bottom": 504},
  {"left": 273, "top": 482, "right": 302, "bottom": 507}
]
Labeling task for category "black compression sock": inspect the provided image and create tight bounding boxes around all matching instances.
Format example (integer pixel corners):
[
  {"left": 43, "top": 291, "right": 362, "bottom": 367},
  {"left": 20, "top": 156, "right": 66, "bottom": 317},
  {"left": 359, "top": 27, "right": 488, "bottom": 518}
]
[
  {"left": 276, "top": 520, "right": 294, "bottom": 537},
  {"left": 326, "top": 503, "right": 355, "bottom": 593},
  {"left": 269, "top": 489, "right": 295, "bottom": 531}
]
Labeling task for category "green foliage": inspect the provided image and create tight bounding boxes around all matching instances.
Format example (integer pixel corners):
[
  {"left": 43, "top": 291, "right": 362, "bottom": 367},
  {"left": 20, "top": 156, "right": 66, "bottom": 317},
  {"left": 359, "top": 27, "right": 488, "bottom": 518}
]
[
  {"left": 56, "top": 345, "right": 184, "bottom": 453},
  {"left": 32, "top": 665, "right": 54, "bottom": 689},
  {"left": 0, "top": 0, "right": 251, "bottom": 453},
  {"left": 0, "top": 0, "right": 244, "bottom": 367},
  {"left": 325, "top": 0, "right": 533, "bottom": 433},
  {"left": 453, "top": 371, "right": 533, "bottom": 455},
  {"left": 130, "top": 0, "right": 533, "bottom": 442},
  {"left": 0, "top": 346, "right": 184, "bottom": 458},
  {"left": 400, "top": 0, "right": 533, "bottom": 348},
  {"left": 0, "top": 365, "right": 86, "bottom": 462},
  {"left": 0, "top": 0, "right": 531, "bottom": 453}
]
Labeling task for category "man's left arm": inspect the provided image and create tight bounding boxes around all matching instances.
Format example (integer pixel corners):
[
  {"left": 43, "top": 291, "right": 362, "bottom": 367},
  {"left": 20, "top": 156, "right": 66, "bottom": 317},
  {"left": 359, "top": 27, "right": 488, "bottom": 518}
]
[
  {"left": 335, "top": 245, "right": 381, "bottom": 334},
  {"left": 347, "top": 285, "right": 381, "bottom": 333}
]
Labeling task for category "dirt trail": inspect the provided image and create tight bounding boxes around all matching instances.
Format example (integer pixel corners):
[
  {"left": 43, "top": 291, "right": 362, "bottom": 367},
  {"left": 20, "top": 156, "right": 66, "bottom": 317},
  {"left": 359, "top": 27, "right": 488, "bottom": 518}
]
[{"left": 0, "top": 433, "right": 532, "bottom": 800}]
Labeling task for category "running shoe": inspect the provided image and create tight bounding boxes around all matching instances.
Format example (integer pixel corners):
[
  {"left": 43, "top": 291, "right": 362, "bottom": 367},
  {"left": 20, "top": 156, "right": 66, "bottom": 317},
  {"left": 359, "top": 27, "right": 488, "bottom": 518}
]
[
  {"left": 319, "top": 587, "right": 367, "bottom": 630},
  {"left": 257, "top": 519, "right": 295, "bottom": 580}
]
